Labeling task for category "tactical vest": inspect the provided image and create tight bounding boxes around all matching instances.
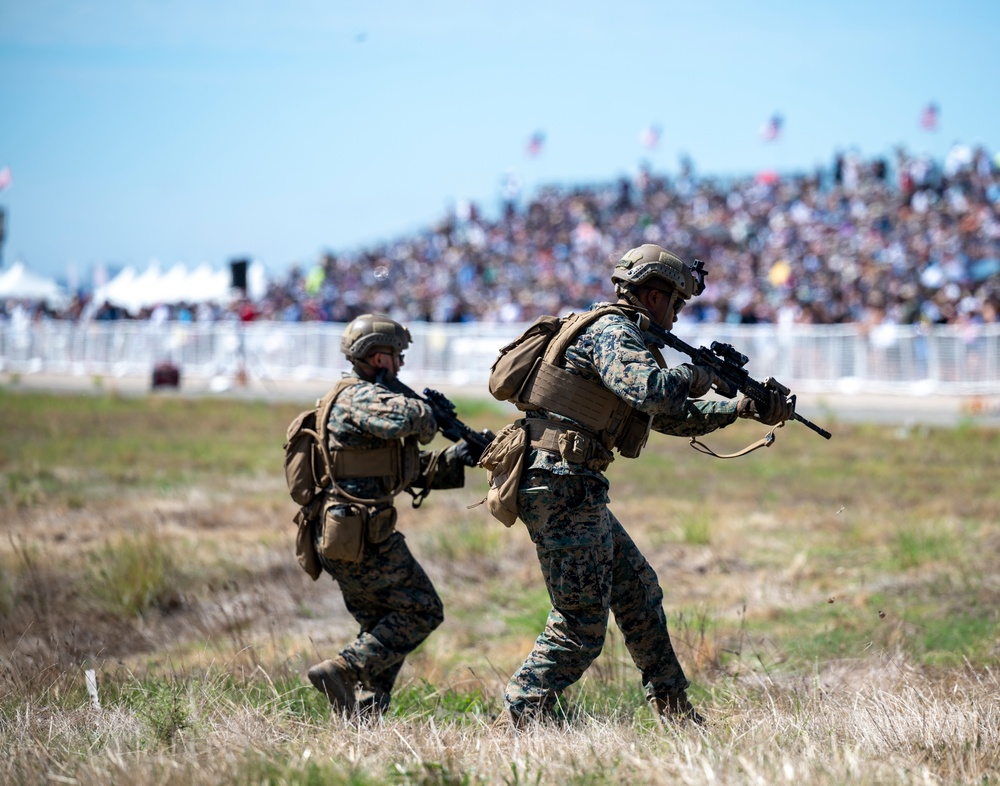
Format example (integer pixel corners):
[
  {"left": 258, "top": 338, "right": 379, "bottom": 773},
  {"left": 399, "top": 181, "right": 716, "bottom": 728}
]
[
  {"left": 516, "top": 304, "right": 666, "bottom": 460},
  {"left": 284, "top": 377, "right": 422, "bottom": 508},
  {"left": 330, "top": 379, "right": 422, "bottom": 505}
]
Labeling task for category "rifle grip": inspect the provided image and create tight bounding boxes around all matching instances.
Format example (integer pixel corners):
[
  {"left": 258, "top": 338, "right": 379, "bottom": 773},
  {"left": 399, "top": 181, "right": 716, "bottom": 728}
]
[{"left": 714, "top": 378, "right": 739, "bottom": 399}]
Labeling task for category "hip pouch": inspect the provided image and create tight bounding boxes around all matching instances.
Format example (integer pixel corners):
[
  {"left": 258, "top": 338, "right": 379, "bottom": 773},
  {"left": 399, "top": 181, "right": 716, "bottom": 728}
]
[
  {"left": 477, "top": 420, "right": 529, "bottom": 527},
  {"left": 318, "top": 501, "right": 366, "bottom": 562},
  {"left": 294, "top": 505, "right": 323, "bottom": 580},
  {"left": 366, "top": 505, "right": 398, "bottom": 545}
]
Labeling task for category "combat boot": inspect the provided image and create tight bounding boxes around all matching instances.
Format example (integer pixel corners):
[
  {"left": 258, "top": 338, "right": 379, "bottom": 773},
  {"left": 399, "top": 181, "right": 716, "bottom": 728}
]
[
  {"left": 307, "top": 656, "right": 358, "bottom": 713},
  {"left": 504, "top": 697, "right": 570, "bottom": 730},
  {"left": 355, "top": 689, "right": 390, "bottom": 721},
  {"left": 652, "top": 691, "right": 705, "bottom": 726}
]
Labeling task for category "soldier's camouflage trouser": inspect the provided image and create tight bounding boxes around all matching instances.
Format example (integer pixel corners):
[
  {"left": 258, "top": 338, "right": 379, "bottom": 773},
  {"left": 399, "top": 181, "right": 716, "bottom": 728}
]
[
  {"left": 318, "top": 530, "right": 444, "bottom": 704},
  {"left": 504, "top": 469, "right": 689, "bottom": 721}
]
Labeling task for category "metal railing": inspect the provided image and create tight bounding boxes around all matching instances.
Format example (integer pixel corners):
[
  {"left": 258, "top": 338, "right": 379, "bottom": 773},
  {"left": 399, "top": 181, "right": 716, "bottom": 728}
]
[{"left": 2, "top": 320, "right": 998, "bottom": 396}]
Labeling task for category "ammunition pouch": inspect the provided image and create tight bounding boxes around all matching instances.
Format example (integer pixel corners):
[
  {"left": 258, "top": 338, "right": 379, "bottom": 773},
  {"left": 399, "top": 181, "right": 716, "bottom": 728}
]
[
  {"left": 318, "top": 499, "right": 367, "bottom": 563},
  {"left": 366, "top": 504, "right": 398, "bottom": 544},
  {"left": 615, "top": 410, "right": 652, "bottom": 458},
  {"left": 525, "top": 418, "right": 615, "bottom": 472},
  {"left": 316, "top": 496, "right": 399, "bottom": 564}
]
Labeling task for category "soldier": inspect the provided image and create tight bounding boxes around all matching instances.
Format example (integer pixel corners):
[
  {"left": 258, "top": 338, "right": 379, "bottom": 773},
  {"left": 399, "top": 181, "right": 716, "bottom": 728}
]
[
  {"left": 306, "top": 314, "right": 485, "bottom": 717},
  {"left": 491, "top": 244, "right": 793, "bottom": 726}
]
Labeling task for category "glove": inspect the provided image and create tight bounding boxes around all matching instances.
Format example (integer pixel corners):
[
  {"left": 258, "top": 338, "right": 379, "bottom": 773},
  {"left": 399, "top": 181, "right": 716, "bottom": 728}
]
[
  {"left": 453, "top": 437, "right": 487, "bottom": 467},
  {"left": 682, "top": 363, "right": 717, "bottom": 398},
  {"left": 737, "top": 390, "right": 794, "bottom": 426}
]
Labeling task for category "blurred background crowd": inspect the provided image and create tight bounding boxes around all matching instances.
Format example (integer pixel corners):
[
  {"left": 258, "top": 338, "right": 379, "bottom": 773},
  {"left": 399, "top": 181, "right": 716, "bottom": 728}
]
[{"left": 3, "top": 144, "right": 999, "bottom": 330}]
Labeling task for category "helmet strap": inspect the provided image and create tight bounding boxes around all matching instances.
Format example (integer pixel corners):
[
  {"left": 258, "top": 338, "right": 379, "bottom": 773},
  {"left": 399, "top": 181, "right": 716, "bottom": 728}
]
[
  {"left": 615, "top": 284, "right": 646, "bottom": 312},
  {"left": 352, "top": 357, "right": 381, "bottom": 380}
]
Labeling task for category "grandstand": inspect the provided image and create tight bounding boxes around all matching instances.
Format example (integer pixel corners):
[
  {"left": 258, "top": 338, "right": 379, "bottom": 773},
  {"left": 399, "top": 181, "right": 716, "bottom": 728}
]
[{"left": 1, "top": 145, "right": 998, "bottom": 405}]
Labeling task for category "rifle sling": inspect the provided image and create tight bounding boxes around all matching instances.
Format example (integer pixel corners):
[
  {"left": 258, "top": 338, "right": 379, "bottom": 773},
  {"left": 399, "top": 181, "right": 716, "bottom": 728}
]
[{"left": 687, "top": 423, "right": 782, "bottom": 459}]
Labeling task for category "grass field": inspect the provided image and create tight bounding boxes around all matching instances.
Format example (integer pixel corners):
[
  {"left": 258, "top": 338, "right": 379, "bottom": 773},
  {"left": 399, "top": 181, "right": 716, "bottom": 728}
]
[{"left": 1, "top": 388, "right": 998, "bottom": 785}]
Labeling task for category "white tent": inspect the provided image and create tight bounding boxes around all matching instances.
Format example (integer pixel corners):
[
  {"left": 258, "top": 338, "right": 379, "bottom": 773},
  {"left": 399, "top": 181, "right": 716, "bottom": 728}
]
[
  {"left": 0, "top": 261, "right": 67, "bottom": 303},
  {"left": 92, "top": 261, "right": 247, "bottom": 312},
  {"left": 187, "top": 263, "right": 233, "bottom": 302},
  {"left": 127, "top": 263, "right": 165, "bottom": 310},
  {"left": 96, "top": 265, "right": 138, "bottom": 309}
]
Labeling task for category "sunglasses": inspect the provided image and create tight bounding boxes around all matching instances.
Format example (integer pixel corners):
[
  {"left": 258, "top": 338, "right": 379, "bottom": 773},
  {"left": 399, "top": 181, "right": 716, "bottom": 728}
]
[{"left": 646, "top": 286, "right": 686, "bottom": 313}]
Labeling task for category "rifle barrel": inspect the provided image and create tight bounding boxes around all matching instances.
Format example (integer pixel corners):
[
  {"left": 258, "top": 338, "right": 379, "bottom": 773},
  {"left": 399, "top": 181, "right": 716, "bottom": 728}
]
[
  {"left": 647, "top": 324, "right": 832, "bottom": 440},
  {"left": 792, "top": 412, "right": 833, "bottom": 440}
]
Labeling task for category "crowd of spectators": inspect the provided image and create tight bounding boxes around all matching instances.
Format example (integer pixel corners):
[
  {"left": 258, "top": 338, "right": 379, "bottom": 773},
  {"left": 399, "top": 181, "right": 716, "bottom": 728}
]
[
  {"left": 4, "top": 143, "right": 1000, "bottom": 329},
  {"left": 255, "top": 143, "right": 1000, "bottom": 329}
]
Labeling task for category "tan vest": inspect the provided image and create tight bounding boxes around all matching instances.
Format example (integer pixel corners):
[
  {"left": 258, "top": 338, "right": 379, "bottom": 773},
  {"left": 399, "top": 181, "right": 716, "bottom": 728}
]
[
  {"left": 517, "top": 304, "right": 666, "bottom": 460},
  {"left": 321, "top": 378, "right": 421, "bottom": 505}
]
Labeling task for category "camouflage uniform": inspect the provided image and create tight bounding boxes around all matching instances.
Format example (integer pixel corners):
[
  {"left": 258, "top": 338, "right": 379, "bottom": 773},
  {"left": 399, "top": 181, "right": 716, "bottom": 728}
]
[
  {"left": 504, "top": 303, "right": 738, "bottom": 722},
  {"left": 314, "top": 373, "right": 466, "bottom": 711}
]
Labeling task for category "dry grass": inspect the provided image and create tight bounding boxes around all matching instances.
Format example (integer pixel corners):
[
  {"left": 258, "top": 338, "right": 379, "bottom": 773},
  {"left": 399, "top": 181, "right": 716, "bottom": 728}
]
[
  {"left": 2, "top": 662, "right": 998, "bottom": 785},
  {"left": 2, "top": 389, "right": 999, "bottom": 784}
]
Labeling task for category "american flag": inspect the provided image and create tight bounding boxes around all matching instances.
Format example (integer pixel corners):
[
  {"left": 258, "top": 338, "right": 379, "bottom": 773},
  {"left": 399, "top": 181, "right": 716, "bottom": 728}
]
[
  {"left": 0, "top": 166, "right": 11, "bottom": 191},
  {"left": 526, "top": 131, "right": 545, "bottom": 158},
  {"left": 919, "top": 102, "right": 939, "bottom": 131},
  {"left": 760, "top": 114, "right": 783, "bottom": 142},
  {"left": 639, "top": 124, "right": 662, "bottom": 149}
]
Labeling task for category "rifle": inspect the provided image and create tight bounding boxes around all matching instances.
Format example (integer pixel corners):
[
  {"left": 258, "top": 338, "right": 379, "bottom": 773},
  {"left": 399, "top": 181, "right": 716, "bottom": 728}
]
[
  {"left": 645, "top": 323, "right": 833, "bottom": 440},
  {"left": 381, "top": 375, "right": 495, "bottom": 453}
]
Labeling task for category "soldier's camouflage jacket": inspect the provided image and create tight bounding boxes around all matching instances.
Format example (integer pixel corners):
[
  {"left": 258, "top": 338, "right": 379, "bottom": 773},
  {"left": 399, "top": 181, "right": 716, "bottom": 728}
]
[
  {"left": 327, "top": 373, "right": 467, "bottom": 500},
  {"left": 525, "top": 302, "right": 739, "bottom": 480}
]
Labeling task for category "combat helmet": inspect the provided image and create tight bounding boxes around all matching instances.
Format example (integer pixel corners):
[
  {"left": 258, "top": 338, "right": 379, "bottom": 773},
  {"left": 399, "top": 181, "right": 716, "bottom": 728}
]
[
  {"left": 612, "top": 244, "right": 706, "bottom": 298},
  {"left": 341, "top": 313, "right": 412, "bottom": 363}
]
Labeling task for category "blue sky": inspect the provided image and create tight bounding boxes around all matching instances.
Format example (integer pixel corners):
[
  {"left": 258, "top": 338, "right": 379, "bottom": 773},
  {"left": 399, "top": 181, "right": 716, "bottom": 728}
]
[{"left": 1, "top": 1, "right": 997, "bottom": 283}]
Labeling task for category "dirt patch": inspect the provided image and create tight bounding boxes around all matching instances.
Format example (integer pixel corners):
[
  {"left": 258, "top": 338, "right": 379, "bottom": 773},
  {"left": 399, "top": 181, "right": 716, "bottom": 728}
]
[{"left": 1, "top": 493, "right": 360, "bottom": 675}]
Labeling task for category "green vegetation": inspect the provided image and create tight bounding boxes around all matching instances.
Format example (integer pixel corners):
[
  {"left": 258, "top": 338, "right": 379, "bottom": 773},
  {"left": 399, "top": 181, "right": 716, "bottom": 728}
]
[
  {"left": 86, "top": 530, "right": 184, "bottom": 616},
  {"left": 2, "top": 389, "right": 999, "bottom": 784},
  {"left": 0, "top": 389, "right": 298, "bottom": 505}
]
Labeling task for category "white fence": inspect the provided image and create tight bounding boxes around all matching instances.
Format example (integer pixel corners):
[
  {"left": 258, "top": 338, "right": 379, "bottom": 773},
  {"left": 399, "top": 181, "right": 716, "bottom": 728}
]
[{"left": 1, "top": 320, "right": 998, "bottom": 396}]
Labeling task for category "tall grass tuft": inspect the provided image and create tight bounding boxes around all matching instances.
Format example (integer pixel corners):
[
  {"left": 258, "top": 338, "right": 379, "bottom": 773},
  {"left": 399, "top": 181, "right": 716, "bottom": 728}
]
[{"left": 87, "top": 529, "right": 184, "bottom": 616}]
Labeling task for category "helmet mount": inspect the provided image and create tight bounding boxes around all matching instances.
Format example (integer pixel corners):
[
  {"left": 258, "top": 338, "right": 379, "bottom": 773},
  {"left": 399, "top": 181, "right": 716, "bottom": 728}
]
[{"left": 611, "top": 244, "right": 706, "bottom": 299}]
